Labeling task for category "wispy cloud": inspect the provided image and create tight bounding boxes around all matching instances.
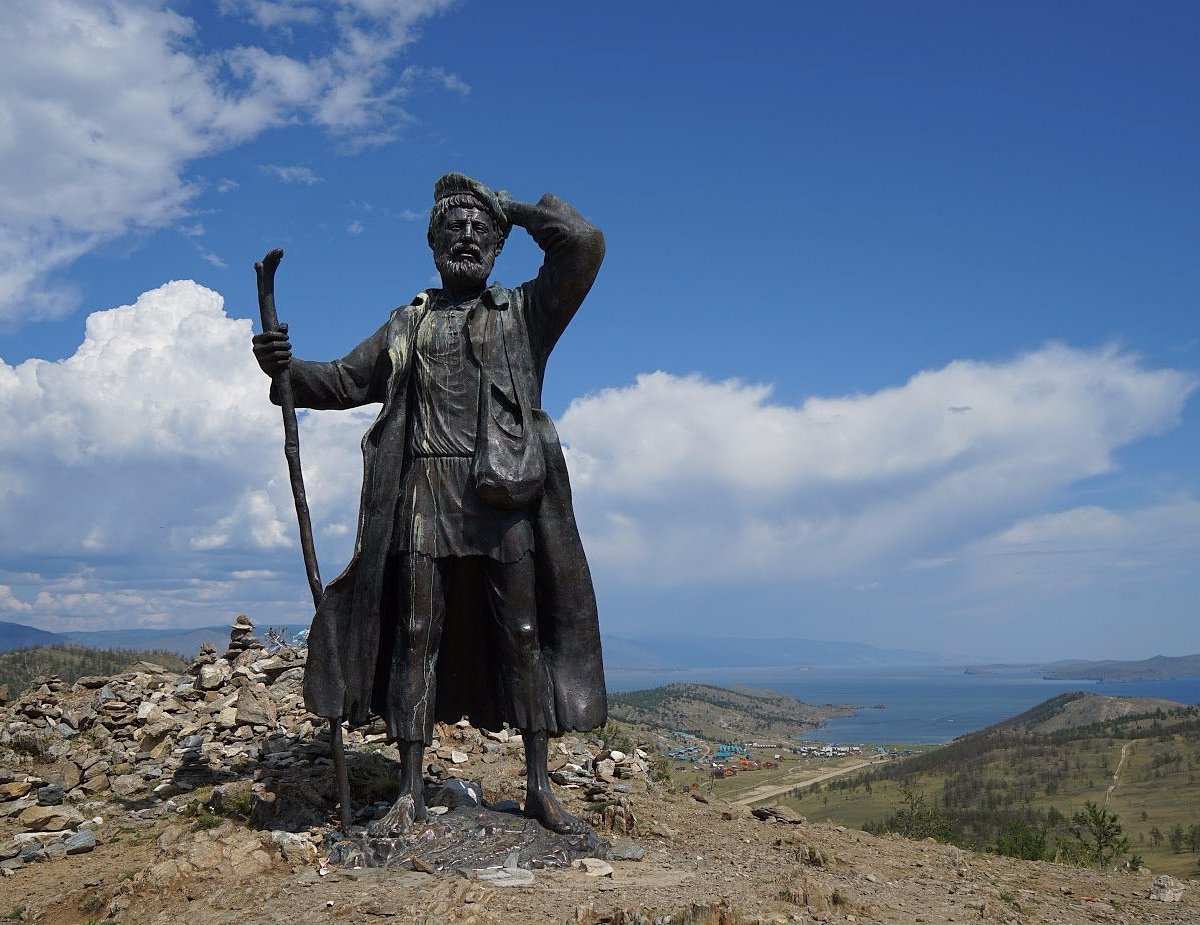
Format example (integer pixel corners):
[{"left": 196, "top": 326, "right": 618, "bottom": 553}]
[
  {"left": 219, "top": 0, "right": 320, "bottom": 28},
  {"left": 261, "top": 164, "right": 323, "bottom": 185},
  {"left": 402, "top": 64, "right": 471, "bottom": 97},
  {"left": 347, "top": 220, "right": 365, "bottom": 234},
  {"left": 0, "top": 0, "right": 459, "bottom": 326},
  {"left": 198, "top": 248, "right": 229, "bottom": 268}
]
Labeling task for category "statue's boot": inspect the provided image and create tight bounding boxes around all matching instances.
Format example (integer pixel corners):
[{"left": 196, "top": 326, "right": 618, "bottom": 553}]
[
  {"left": 369, "top": 740, "right": 427, "bottom": 835},
  {"left": 367, "top": 793, "right": 415, "bottom": 836}
]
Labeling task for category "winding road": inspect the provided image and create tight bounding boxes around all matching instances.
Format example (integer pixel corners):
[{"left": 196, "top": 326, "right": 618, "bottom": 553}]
[
  {"left": 732, "top": 759, "right": 877, "bottom": 807},
  {"left": 1104, "top": 741, "right": 1132, "bottom": 809}
]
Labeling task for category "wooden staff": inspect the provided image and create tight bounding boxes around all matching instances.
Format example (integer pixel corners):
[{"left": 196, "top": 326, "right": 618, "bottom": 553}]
[{"left": 254, "top": 248, "right": 352, "bottom": 829}]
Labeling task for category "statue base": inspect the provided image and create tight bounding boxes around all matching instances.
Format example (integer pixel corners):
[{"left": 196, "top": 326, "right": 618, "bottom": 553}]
[{"left": 324, "top": 784, "right": 608, "bottom": 874}]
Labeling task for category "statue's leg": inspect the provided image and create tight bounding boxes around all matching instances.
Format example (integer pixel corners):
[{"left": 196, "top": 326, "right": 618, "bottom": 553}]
[
  {"left": 483, "top": 554, "right": 588, "bottom": 835},
  {"left": 523, "top": 728, "right": 591, "bottom": 834},
  {"left": 396, "top": 739, "right": 426, "bottom": 819},
  {"left": 385, "top": 552, "right": 449, "bottom": 822}
]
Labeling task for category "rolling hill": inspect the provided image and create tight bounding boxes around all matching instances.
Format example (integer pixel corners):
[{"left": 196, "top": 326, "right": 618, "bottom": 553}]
[
  {"left": 609, "top": 682, "right": 856, "bottom": 742},
  {"left": 0, "top": 620, "right": 59, "bottom": 651},
  {"left": 0, "top": 620, "right": 309, "bottom": 659},
  {"left": 787, "top": 691, "right": 1200, "bottom": 876}
]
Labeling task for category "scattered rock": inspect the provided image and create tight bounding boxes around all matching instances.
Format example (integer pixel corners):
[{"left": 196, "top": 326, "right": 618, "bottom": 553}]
[
  {"left": 577, "top": 857, "right": 614, "bottom": 877},
  {"left": 751, "top": 804, "right": 804, "bottom": 824},
  {"left": 608, "top": 838, "right": 645, "bottom": 861},
  {"left": 195, "top": 663, "right": 231, "bottom": 691},
  {"left": 109, "top": 773, "right": 145, "bottom": 797},
  {"left": 64, "top": 829, "right": 98, "bottom": 854},
  {"left": 269, "top": 830, "right": 318, "bottom": 864},
  {"left": 234, "top": 681, "right": 277, "bottom": 727},
  {"left": 460, "top": 866, "right": 535, "bottom": 887},
  {"left": 430, "top": 778, "right": 483, "bottom": 809},
  {"left": 17, "top": 803, "right": 84, "bottom": 831},
  {"left": 1151, "top": 875, "right": 1185, "bottom": 902}
]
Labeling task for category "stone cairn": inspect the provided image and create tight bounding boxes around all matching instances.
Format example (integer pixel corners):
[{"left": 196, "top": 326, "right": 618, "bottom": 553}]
[{"left": 0, "top": 616, "right": 652, "bottom": 881}]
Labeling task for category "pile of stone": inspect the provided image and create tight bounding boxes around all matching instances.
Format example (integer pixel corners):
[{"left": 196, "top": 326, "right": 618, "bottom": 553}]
[
  {"left": 0, "top": 769, "right": 98, "bottom": 874},
  {"left": 547, "top": 745, "right": 650, "bottom": 836},
  {"left": 0, "top": 616, "right": 323, "bottom": 874},
  {"left": 549, "top": 744, "right": 650, "bottom": 790},
  {"left": 0, "top": 618, "right": 317, "bottom": 801},
  {"left": 0, "top": 615, "right": 656, "bottom": 877}
]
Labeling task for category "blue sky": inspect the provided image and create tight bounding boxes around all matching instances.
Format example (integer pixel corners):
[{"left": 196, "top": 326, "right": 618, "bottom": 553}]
[{"left": 0, "top": 1, "right": 1197, "bottom": 661}]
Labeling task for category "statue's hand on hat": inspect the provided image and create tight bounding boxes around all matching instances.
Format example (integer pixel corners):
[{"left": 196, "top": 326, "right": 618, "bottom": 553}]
[{"left": 495, "top": 189, "right": 537, "bottom": 230}]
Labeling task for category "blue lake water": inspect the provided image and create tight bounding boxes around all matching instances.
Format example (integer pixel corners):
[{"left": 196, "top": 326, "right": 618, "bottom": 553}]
[{"left": 605, "top": 665, "right": 1200, "bottom": 745}]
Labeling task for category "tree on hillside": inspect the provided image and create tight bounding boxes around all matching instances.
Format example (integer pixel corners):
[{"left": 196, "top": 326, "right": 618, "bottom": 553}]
[
  {"left": 1068, "top": 802, "right": 1129, "bottom": 871},
  {"left": 995, "top": 819, "right": 1047, "bottom": 861},
  {"left": 876, "top": 788, "right": 952, "bottom": 842},
  {"left": 6, "top": 648, "right": 52, "bottom": 695},
  {"left": 1149, "top": 826, "right": 1163, "bottom": 848},
  {"left": 1169, "top": 823, "right": 1185, "bottom": 854}
]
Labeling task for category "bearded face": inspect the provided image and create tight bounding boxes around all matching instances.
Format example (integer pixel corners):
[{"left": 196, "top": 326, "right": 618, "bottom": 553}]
[{"left": 430, "top": 204, "right": 502, "bottom": 293}]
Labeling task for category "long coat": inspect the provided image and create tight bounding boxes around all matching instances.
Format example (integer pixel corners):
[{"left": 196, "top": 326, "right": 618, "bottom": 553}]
[{"left": 283, "top": 196, "right": 607, "bottom": 736}]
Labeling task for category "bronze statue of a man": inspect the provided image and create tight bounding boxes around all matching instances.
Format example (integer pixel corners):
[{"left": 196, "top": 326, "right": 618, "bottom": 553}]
[{"left": 252, "top": 174, "right": 607, "bottom": 833}]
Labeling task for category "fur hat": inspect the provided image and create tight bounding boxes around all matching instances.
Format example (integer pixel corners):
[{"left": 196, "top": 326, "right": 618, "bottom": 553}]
[{"left": 431, "top": 173, "right": 511, "bottom": 239}]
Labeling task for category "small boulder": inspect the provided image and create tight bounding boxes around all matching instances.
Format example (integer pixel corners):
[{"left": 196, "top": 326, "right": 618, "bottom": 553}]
[
  {"left": 577, "top": 857, "right": 614, "bottom": 877},
  {"left": 109, "top": 774, "right": 144, "bottom": 797},
  {"left": 430, "top": 779, "right": 483, "bottom": 809},
  {"left": 1150, "top": 875, "right": 1184, "bottom": 902},
  {"left": 17, "top": 804, "right": 84, "bottom": 832},
  {"left": 751, "top": 805, "right": 804, "bottom": 824},
  {"left": 64, "top": 829, "right": 98, "bottom": 855},
  {"left": 234, "top": 682, "right": 277, "bottom": 727},
  {"left": 195, "top": 663, "right": 231, "bottom": 691}
]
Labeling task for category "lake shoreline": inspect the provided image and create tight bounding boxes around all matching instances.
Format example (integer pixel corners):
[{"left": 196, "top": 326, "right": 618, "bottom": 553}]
[{"left": 604, "top": 665, "right": 1200, "bottom": 746}]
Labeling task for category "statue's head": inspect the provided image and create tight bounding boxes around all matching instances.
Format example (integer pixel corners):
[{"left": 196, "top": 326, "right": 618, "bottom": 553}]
[{"left": 428, "top": 173, "right": 510, "bottom": 293}]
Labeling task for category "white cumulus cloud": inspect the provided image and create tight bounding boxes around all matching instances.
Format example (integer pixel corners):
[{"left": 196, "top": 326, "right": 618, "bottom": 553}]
[
  {"left": 0, "top": 280, "right": 369, "bottom": 630},
  {"left": 559, "top": 348, "right": 1197, "bottom": 585},
  {"left": 1, "top": 284, "right": 1194, "bottom": 641}
]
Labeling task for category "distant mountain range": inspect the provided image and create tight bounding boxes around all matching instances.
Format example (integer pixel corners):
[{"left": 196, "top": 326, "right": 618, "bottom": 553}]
[
  {"left": 6, "top": 619, "right": 1197, "bottom": 679},
  {"left": 0, "top": 620, "right": 946, "bottom": 667},
  {"left": 1039, "top": 653, "right": 1200, "bottom": 682},
  {"left": 0, "top": 621, "right": 59, "bottom": 650},
  {"left": 0, "top": 620, "right": 308, "bottom": 659}
]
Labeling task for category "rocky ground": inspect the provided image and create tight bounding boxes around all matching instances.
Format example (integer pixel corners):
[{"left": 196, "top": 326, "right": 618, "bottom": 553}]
[{"left": 1, "top": 618, "right": 1196, "bottom": 924}]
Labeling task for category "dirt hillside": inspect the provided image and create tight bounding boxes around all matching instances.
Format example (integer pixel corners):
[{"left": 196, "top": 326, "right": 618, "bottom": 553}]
[{"left": 1, "top": 620, "right": 1195, "bottom": 924}]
